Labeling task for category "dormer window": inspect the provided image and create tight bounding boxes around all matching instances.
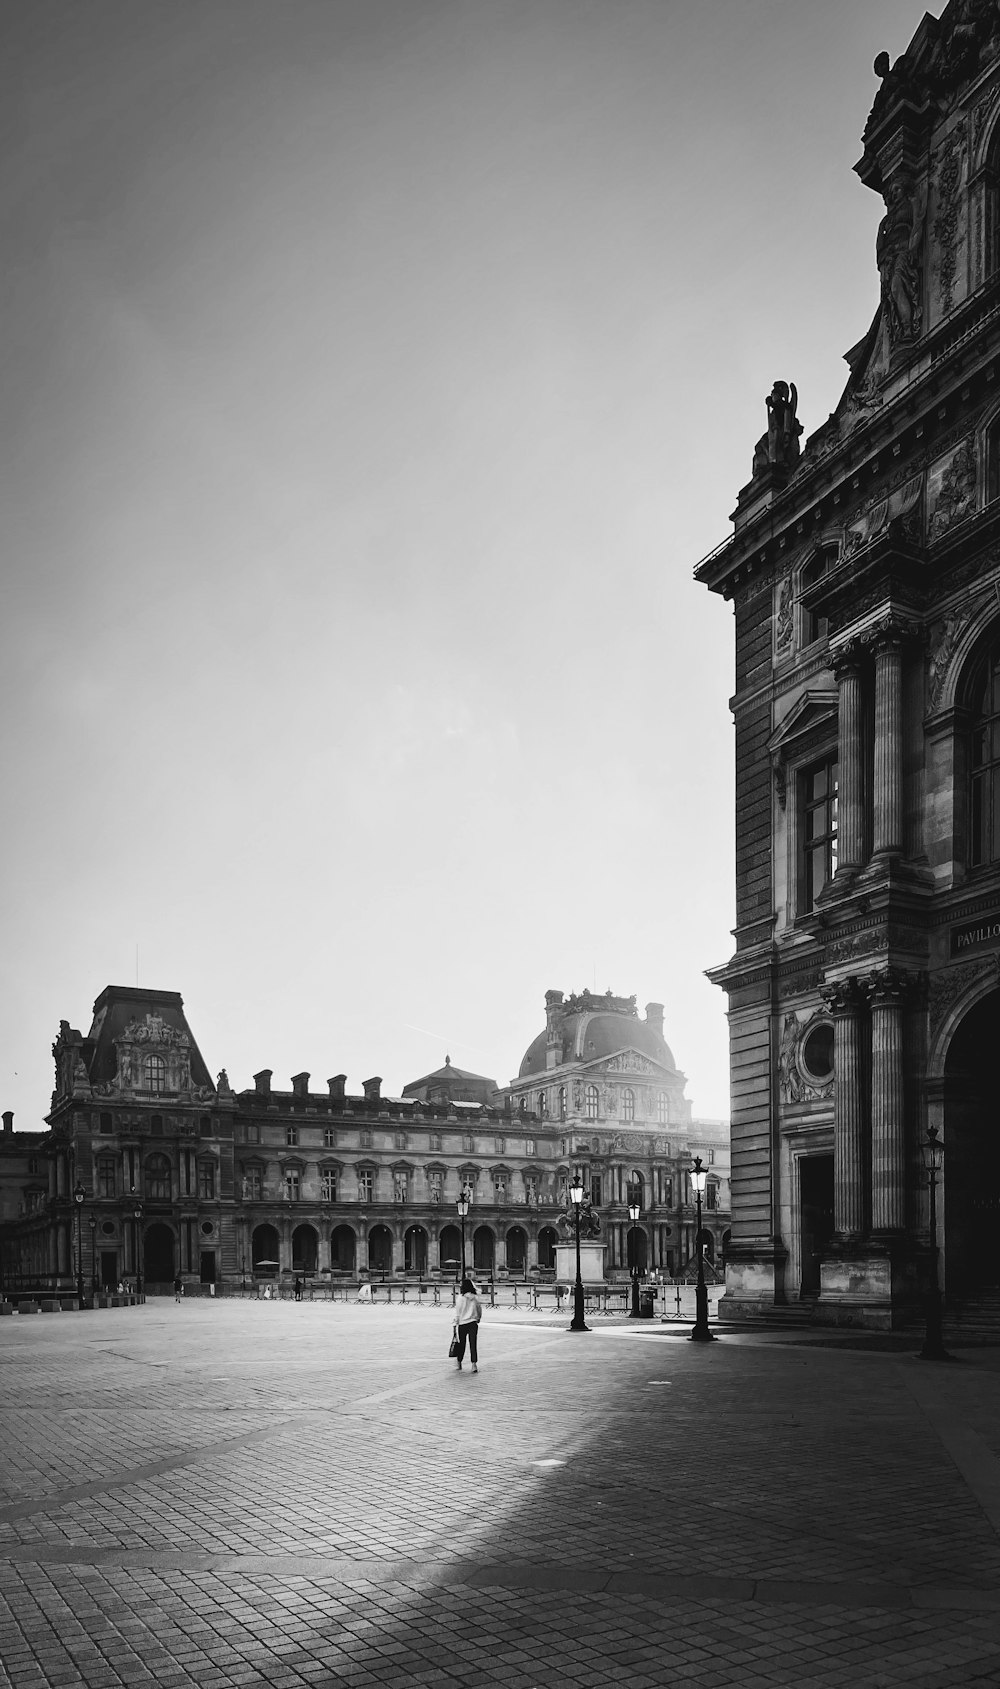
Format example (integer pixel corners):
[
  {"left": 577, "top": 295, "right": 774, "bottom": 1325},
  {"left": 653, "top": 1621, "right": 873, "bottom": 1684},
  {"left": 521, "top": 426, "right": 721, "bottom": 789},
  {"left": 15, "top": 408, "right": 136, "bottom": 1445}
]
[{"left": 143, "top": 1054, "right": 166, "bottom": 1094}]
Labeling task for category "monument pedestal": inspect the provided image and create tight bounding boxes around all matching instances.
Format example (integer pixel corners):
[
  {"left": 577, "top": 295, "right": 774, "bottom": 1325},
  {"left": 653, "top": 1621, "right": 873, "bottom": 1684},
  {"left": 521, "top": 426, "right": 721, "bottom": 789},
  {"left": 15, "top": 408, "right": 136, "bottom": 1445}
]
[{"left": 555, "top": 1242, "right": 606, "bottom": 1286}]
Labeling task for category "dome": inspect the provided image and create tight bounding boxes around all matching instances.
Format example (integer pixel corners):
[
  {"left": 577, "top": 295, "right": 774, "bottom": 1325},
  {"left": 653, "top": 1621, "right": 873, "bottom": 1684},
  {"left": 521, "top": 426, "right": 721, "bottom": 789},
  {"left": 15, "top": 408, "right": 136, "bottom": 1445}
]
[{"left": 517, "top": 990, "right": 676, "bottom": 1077}]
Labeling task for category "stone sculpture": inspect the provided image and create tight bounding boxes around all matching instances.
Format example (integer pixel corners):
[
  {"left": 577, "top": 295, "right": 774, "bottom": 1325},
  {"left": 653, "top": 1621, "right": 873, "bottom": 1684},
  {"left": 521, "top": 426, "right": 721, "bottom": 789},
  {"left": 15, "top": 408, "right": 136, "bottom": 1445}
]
[{"left": 752, "top": 381, "right": 802, "bottom": 476}]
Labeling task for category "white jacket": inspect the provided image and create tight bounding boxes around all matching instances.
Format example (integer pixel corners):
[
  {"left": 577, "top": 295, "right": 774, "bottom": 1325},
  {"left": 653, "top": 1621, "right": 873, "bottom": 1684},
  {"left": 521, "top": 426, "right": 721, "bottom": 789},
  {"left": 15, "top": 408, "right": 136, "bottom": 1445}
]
[{"left": 455, "top": 1293, "right": 482, "bottom": 1325}]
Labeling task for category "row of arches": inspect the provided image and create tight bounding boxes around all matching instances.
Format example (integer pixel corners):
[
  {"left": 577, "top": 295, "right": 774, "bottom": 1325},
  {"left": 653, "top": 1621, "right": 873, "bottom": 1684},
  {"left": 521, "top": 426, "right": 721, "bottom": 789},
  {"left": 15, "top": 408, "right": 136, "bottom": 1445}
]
[{"left": 250, "top": 1221, "right": 561, "bottom": 1276}]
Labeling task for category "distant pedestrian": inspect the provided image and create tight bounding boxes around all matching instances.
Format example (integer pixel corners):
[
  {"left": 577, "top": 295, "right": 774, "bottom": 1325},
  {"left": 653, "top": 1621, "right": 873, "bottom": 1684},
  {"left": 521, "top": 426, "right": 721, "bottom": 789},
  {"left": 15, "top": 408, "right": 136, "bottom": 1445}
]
[
  {"left": 454, "top": 1277, "right": 483, "bottom": 1373},
  {"left": 294, "top": 1276, "right": 303, "bottom": 1302},
  {"left": 357, "top": 1281, "right": 373, "bottom": 1304},
  {"left": 173, "top": 1276, "right": 182, "bottom": 1303}
]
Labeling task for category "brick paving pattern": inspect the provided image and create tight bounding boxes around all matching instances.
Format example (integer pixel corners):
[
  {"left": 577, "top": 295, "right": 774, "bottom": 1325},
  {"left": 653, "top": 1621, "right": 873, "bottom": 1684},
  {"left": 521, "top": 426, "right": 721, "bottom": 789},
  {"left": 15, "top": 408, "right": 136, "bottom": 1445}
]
[{"left": 2, "top": 1302, "right": 1000, "bottom": 1686}]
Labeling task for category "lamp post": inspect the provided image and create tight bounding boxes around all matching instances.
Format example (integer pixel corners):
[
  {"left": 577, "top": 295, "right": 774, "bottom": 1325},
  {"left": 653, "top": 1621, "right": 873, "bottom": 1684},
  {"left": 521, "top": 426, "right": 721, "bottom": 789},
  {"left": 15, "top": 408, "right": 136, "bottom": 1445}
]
[
  {"left": 569, "top": 1169, "right": 589, "bottom": 1332},
  {"left": 628, "top": 1197, "right": 641, "bottom": 1318},
  {"left": 88, "top": 1212, "right": 98, "bottom": 1296},
  {"left": 921, "top": 1124, "right": 951, "bottom": 1362},
  {"left": 457, "top": 1187, "right": 470, "bottom": 1281},
  {"left": 133, "top": 1201, "right": 143, "bottom": 1300},
  {"left": 690, "top": 1158, "right": 715, "bottom": 1343},
  {"left": 73, "top": 1182, "right": 86, "bottom": 1308}
]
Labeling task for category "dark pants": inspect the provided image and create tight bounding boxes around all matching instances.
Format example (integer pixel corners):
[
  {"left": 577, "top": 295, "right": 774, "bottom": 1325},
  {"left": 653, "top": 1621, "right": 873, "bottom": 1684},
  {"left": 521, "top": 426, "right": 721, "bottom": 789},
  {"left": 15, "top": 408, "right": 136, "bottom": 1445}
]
[{"left": 457, "top": 1321, "right": 479, "bottom": 1363}]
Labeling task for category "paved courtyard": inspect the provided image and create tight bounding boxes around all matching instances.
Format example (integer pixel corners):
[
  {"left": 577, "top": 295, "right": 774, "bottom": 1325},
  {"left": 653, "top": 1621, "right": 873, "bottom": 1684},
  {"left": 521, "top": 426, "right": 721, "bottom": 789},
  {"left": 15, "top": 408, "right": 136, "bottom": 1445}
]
[{"left": 2, "top": 1303, "right": 1000, "bottom": 1688}]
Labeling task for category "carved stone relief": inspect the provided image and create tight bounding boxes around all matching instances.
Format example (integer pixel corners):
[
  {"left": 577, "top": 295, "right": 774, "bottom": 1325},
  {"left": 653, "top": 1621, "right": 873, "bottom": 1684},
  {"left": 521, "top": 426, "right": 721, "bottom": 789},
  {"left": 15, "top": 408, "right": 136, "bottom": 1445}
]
[
  {"left": 927, "top": 593, "right": 993, "bottom": 710},
  {"left": 928, "top": 958, "right": 1000, "bottom": 1041},
  {"left": 928, "top": 437, "right": 977, "bottom": 539},
  {"left": 777, "top": 1009, "right": 834, "bottom": 1105},
  {"left": 931, "top": 127, "right": 967, "bottom": 317},
  {"left": 606, "top": 1052, "right": 654, "bottom": 1074},
  {"left": 775, "top": 575, "right": 793, "bottom": 656}
]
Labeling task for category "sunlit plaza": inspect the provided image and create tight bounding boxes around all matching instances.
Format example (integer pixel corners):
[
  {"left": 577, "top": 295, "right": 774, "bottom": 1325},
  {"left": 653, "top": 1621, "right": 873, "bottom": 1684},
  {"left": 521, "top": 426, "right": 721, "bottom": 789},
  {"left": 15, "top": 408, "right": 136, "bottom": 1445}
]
[{"left": 2, "top": 1301, "right": 1000, "bottom": 1688}]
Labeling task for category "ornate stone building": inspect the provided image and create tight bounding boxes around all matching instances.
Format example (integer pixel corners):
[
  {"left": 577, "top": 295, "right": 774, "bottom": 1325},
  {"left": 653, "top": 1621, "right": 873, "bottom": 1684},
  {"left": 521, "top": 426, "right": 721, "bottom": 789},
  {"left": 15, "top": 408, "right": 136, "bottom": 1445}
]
[
  {"left": 1, "top": 983, "right": 728, "bottom": 1294},
  {"left": 502, "top": 989, "right": 730, "bottom": 1276},
  {"left": 697, "top": 1, "right": 1000, "bottom": 1327}
]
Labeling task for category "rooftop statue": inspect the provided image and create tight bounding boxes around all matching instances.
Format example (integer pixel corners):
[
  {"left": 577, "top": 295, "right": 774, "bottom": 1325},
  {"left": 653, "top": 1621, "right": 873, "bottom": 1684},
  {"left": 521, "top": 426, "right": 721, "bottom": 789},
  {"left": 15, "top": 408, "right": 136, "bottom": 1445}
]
[{"left": 752, "top": 381, "right": 802, "bottom": 477}]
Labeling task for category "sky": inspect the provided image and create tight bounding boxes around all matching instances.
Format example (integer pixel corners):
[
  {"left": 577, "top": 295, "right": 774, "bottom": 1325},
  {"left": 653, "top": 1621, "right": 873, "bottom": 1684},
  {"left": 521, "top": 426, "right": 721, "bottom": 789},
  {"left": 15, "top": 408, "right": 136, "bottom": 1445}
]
[{"left": 0, "top": 0, "right": 930, "bottom": 1126}]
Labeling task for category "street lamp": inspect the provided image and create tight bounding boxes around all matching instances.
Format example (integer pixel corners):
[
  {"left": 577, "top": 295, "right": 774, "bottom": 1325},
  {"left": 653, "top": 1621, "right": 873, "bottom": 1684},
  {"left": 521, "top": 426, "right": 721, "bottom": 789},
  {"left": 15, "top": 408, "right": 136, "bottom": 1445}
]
[
  {"left": 133, "top": 1201, "right": 144, "bottom": 1300},
  {"left": 457, "top": 1186, "right": 471, "bottom": 1281},
  {"left": 73, "top": 1182, "right": 86, "bottom": 1308},
  {"left": 920, "top": 1125, "right": 951, "bottom": 1363},
  {"left": 628, "top": 1196, "right": 642, "bottom": 1318},
  {"left": 88, "top": 1212, "right": 98, "bottom": 1295},
  {"left": 569, "top": 1169, "right": 589, "bottom": 1332},
  {"left": 689, "top": 1158, "right": 715, "bottom": 1343}
]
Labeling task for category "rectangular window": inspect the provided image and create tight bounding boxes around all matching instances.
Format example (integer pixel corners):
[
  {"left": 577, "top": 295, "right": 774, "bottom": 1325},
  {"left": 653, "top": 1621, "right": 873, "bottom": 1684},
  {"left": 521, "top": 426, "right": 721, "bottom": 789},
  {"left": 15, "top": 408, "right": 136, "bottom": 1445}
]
[
  {"left": 320, "top": 1169, "right": 337, "bottom": 1202},
  {"left": 284, "top": 1168, "right": 300, "bottom": 1202},
  {"left": 324, "top": 1128, "right": 337, "bottom": 1148},
  {"left": 495, "top": 1136, "right": 506, "bottom": 1155},
  {"left": 524, "top": 1173, "right": 538, "bottom": 1203},
  {"left": 243, "top": 1167, "right": 262, "bottom": 1201},
  {"left": 428, "top": 1170, "right": 444, "bottom": 1203},
  {"left": 359, "top": 1129, "right": 373, "bottom": 1149},
  {"left": 463, "top": 1134, "right": 476, "bottom": 1154},
  {"left": 395, "top": 1131, "right": 408, "bottom": 1150},
  {"left": 358, "top": 1169, "right": 374, "bottom": 1203},
  {"left": 591, "top": 1176, "right": 602, "bottom": 1207},
  {"left": 286, "top": 1125, "right": 299, "bottom": 1147},
  {"left": 97, "top": 1158, "right": 116, "bottom": 1198},
  {"left": 429, "top": 1132, "right": 442, "bottom": 1152},
  {"left": 525, "top": 1140, "right": 536, "bottom": 1156},
  {"left": 247, "top": 1123, "right": 260, "bottom": 1145},
  {"left": 802, "top": 755, "right": 838, "bottom": 909},
  {"left": 707, "top": 1148, "right": 715, "bottom": 1165},
  {"left": 494, "top": 1174, "right": 507, "bottom": 1201},
  {"left": 198, "top": 1162, "right": 215, "bottom": 1200},
  {"left": 393, "top": 1169, "right": 408, "bottom": 1203},
  {"left": 183, "top": 1149, "right": 193, "bottom": 1197},
  {"left": 706, "top": 1182, "right": 719, "bottom": 1211}
]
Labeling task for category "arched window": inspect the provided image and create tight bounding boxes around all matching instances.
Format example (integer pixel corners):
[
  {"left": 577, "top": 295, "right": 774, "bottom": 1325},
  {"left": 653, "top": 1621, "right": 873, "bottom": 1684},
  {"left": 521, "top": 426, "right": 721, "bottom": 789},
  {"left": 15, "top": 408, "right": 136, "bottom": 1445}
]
[
  {"left": 799, "top": 546, "right": 836, "bottom": 646},
  {"left": 656, "top": 1092, "right": 669, "bottom": 1126},
  {"left": 537, "top": 1091, "right": 547, "bottom": 1118},
  {"left": 145, "top": 1153, "right": 171, "bottom": 1200},
  {"left": 970, "top": 634, "right": 1000, "bottom": 867},
  {"left": 142, "top": 1054, "right": 166, "bottom": 1094},
  {"left": 627, "top": 1169, "right": 644, "bottom": 1208},
  {"left": 585, "top": 1084, "right": 599, "bottom": 1120},
  {"left": 622, "top": 1088, "right": 635, "bottom": 1122}
]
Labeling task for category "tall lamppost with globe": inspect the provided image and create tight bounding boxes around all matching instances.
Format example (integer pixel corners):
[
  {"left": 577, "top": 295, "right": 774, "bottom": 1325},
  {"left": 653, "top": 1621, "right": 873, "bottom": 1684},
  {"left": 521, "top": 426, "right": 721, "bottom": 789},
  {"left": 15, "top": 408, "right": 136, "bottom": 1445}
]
[
  {"left": 88, "top": 1211, "right": 98, "bottom": 1296},
  {"left": 133, "top": 1201, "right": 144, "bottom": 1300},
  {"left": 73, "top": 1182, "right": 86, "bottom": 1308},
  {"left": 569, "top": 1170, "right": 589, "bottom": 1332},
  {"left": 921, "top": 1124, "right": 951, "bottom": 1362},
  {"left": 690, "top": 1157, "right": 715, "bottom": 1343},
  {"left": 628, "top": 1194, "right": 642, "bottom": 1318}
]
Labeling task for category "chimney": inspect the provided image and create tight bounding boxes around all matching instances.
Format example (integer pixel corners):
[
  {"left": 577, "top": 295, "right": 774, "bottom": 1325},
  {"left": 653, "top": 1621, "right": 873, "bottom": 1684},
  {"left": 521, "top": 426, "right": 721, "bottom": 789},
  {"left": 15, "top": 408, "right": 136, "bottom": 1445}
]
[
  {"left": 545, "top": 989, "right": 564, "bottom": 1069},
  {"left": 645, "top": 1003, "right": 665, "bottom": 1038},
  {"left": 253, "top": 1069, "right": 272, "bottom": 1098},
  {"left": 2, "top": 1110, "right": 12, "bottom": 1134},
  {"left": 291, "top": 1072, "right": 310, "bottom": 1099},
  {"left": 362, "top": 1076, "right": 382, "bottom": 1104},
  {"left": 327, "top": 1075, "right": 347, "bottom": 1103}
]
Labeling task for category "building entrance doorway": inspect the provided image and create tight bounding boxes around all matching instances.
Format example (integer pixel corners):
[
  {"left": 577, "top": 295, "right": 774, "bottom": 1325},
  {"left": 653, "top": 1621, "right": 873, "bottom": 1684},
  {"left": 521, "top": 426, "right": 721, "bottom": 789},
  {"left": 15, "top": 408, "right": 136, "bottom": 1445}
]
[
  {"left": 100, "top": 1250, "right": 118, "bottom": 1290},
  {"left": 799, "top": 1154, "right": 834, "bottom": 1298},
  {"left": 200, "top": 1250, "right": 216, "bottom": 1285},
  {"left": 944, "top": 989, "right": 1000, "bottom": 1296}
]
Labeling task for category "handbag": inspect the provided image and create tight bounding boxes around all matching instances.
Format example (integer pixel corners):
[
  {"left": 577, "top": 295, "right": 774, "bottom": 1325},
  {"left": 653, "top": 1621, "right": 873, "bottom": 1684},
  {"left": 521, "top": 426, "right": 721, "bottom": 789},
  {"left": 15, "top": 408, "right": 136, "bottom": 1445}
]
[{"left": 448, "top": 1325, "right": 460, "bottom": 1359}]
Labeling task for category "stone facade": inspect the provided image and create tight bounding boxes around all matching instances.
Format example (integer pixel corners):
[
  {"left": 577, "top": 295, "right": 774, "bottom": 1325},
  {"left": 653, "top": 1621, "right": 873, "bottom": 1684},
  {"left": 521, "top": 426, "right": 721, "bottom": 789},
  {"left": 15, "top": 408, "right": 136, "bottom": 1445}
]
[
  {"left": 697, "top": 0, "right": 1000, "bottom": 1328},
  {"left": 1, "top": 984, "right": 729, "bottom": 1296}
]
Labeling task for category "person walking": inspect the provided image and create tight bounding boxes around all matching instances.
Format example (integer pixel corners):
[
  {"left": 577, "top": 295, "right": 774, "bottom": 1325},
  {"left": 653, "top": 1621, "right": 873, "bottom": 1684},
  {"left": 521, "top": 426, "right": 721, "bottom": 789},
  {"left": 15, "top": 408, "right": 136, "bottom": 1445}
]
[
  {"left": 173, "top": 1275, "right": 182, "bottom": 1303},
  {"left": 294, "top": 1276, "right": 303, "bottom": 1303},
  {"left": 454, "top": 1277, "right": 483, "bottom": 1373}
]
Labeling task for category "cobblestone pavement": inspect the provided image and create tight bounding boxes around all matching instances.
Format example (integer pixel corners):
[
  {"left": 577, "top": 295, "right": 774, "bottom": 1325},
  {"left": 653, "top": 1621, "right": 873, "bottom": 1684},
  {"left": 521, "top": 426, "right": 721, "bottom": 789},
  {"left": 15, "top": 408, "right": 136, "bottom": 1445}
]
[{"left": 2, "top": 1303, "right": 1000, "bottom": 1688}]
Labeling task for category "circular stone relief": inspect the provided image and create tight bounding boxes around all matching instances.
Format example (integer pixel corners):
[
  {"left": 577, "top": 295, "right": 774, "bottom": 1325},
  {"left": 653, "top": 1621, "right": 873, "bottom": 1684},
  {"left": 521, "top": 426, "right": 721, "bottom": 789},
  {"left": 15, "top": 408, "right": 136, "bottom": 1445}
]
[
  {"left": 200, "top": 1220, "right": 214, "bottom": 1236},
  {"left": 800, "top": 1022, "right": 834, "bottom": 1085}
]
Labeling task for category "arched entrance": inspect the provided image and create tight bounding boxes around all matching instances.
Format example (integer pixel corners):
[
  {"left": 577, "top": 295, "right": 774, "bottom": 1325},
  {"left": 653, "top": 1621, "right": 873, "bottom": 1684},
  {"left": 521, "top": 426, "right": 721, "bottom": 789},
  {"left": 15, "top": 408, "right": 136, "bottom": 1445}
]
[
  {"left": 439, "top": 1223, "right": 462, "bottom": 1277},
  {"left": 292, "top": 1224, "right": 318, "bottom": 1274},
  {"left": 404, "top": 1225, "right": 428, "bottom": 1275},
  {"left": 537, "top": 1226, "right": 558, "bottom": 1270},
  {"left": 331, "top": 1225, "right": 355, "bottom": 1273},
  {"left": 628, "top": 1225, "right": 648, "bottom": 1274},
  {"left": 253, "top": 1223, "right": 281, "bottom": 1275},
  {"left": 943, "top": 987, "right": 1000, "bottom": 1295},
  {"left": 368, "top": 1224, "right": 393, "bottom": 1278},
  {"left": 473, "top": 1226, "right": 495, "bottom": 1275},
  {"left": 505, "top": 1226, "right": 527, "bottom": 1276},
  {"left": 143, "top": 1223, "right": 174, "bottom": 1285}
]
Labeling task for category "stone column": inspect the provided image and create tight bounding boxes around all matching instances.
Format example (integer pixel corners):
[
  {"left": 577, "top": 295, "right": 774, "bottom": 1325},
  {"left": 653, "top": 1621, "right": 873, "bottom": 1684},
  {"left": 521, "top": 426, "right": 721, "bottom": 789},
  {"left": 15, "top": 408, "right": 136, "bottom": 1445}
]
[
  {"left": 834, "top": 651, "right": 865, "bottom": 876},
  {"left": 872, "top": 632, "right": 904, "bottom": 858},
  {"left": 867, "top": 969, "right": 907, "bottom": 1233},
  {"left": 821, "top": 979, "right": 867, "bottom": 1237}
]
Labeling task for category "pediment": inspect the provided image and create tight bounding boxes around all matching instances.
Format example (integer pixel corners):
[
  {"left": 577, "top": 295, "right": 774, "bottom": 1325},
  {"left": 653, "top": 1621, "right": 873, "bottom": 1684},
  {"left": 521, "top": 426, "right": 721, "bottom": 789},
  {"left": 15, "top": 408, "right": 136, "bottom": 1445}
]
[
  {"left": 579, "top": 1047, "right": 670, "bottom": 1078},
  {"left": 767, "top": 692, "right": 838, "bottom": 760}
]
